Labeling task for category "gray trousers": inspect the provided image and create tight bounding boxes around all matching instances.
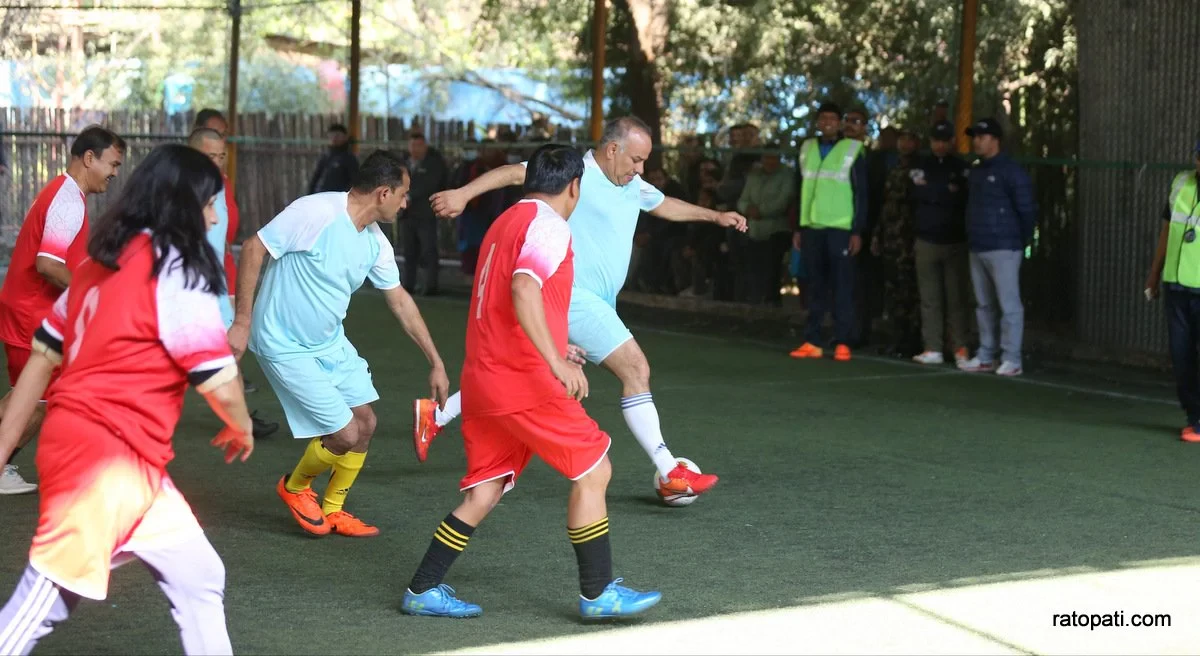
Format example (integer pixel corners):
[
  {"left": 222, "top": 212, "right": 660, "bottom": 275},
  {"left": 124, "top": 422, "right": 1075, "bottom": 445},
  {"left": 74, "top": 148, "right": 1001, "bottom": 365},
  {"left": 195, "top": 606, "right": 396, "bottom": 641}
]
[
  {"left": 0, "top": 536, "right": 231, "bottom": 656},
  {"left": 968, "top": 249, "right": 1025, "bottom": 366}
]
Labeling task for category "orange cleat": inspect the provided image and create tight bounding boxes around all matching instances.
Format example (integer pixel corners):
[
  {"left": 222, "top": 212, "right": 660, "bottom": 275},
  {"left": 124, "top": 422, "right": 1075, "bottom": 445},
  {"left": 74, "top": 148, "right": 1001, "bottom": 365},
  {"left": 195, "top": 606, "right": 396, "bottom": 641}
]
[
  {"left": 834, "top": 344, "right": 852, "bottom": 361},
  {"left": 276, "top": 475, "right": 331, "bottom": 536},
  {"left": 413, "top": 398, "right": 442, "bottom": 463},
  {"left": 326, "top": 510, "right": 380, "bottom": 537},
  {"left": 789, "top": 343, "right": 824, "bottom": 359},
  {"left": 1181, "top": 427, "right": 1200, "bottom": 443},
  {"left": 659, "top": 463, "right": 719, "bottom": 497}
]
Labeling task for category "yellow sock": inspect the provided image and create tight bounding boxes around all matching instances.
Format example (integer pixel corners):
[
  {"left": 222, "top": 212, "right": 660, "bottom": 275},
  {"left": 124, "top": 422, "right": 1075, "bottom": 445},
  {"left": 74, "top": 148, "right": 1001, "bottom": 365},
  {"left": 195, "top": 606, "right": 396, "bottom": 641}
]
[
  {"left": 285, "top": 438, "right": 340, "bottom": 493},
  {"left": 322, "top": 450, "right": 366, "bottom": 515}
]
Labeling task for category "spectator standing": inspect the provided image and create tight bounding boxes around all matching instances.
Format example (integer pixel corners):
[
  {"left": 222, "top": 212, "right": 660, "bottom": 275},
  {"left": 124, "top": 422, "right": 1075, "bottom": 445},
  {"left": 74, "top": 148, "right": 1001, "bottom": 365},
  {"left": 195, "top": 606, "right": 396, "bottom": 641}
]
[
  {"left": 789, "top": 102, "right": 869, "bottom": 362},
  {"left": 870, "top": 129, "right": 922, "bottom": 357},
  {"left": 959, "top": 118, "right": 1037, "bottom": 377},
  {"left": 308, "top": 124, "right": 359, "bottom": 194},
  {"left": 737, "top": 147, "right": 796, "bottom": 305},
  {"left": 402, "top": 132, "right": 449, "bottom": 295},
  {"left": 1143, "top": 139, "right": 1200, "bottom": 441},
  {"left": 911, "top": 121, "right": 972, "bottom": 366}
]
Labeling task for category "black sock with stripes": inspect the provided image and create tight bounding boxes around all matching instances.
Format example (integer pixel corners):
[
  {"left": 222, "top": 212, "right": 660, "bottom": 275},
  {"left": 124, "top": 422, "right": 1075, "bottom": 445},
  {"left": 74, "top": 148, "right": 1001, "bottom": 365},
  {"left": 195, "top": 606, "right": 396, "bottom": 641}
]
[
  {"left": 568, "top": 517, "right": 613, "bottom": 600},
  {"left": 409, "top": 513, "right": 475, "bottom": 594}
]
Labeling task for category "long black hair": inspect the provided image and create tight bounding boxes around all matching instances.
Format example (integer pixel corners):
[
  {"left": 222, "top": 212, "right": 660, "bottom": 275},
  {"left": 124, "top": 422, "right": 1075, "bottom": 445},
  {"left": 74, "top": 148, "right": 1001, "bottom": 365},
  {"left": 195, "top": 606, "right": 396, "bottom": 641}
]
[{"left": 88, "top": 144, "right": 226, "bottom": 294}]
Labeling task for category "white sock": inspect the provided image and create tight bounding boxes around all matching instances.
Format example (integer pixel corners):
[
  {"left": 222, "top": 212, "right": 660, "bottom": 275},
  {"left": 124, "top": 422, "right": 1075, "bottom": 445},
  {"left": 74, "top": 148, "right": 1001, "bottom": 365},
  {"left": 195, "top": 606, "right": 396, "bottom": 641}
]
[
  {"left": 620, "top": 393, "right": 677, "bottom": 479},
  {"left": 436, "top": 391, "right": 462, "bottom": 427}
]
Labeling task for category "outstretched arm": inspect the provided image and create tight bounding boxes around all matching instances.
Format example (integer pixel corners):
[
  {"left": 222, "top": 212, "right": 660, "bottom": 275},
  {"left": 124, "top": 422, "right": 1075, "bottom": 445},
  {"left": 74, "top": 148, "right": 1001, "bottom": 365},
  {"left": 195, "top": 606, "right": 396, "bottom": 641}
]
[
  {"left": 431, "top": 164, "right": 527, "bottom": 218},
  {"left": 651, "top": 196, "right": 748, "bottom": 232},
  {"left": 383, "top": 285, "right": 449, "bottom": 407}
]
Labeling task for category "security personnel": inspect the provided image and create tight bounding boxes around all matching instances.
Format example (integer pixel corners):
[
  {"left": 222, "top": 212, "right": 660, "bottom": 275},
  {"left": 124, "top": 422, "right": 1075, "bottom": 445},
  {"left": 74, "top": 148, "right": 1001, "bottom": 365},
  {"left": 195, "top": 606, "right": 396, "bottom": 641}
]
[
  {"left": 1145, "top": 139, "right": 1200, "bottom": 440},
  {"left": 789, "top": 102, "right": 869, "bottom": 362}
]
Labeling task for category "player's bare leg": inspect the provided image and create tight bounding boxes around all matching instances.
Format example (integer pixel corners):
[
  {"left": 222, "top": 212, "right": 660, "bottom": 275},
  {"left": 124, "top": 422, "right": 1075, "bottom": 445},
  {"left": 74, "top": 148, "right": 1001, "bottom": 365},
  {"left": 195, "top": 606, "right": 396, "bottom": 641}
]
[
  {"left": 0, "top": 392, "right": 44, "bottom": 495},
  {"left": 277, "top": 405, "right": 379, "bottom": 537},
  {"left": 601, "top": 338, "right": 718, "bottom": 497}
]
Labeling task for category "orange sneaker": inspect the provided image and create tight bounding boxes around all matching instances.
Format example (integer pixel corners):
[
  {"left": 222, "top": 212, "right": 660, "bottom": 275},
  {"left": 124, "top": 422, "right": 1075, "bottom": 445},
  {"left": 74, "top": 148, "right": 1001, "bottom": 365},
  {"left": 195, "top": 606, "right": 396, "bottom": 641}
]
[
  {"left": 789, "top": 343, "right": 824, "bottom": 359},
  {"left": 659, "top": 463, "right": 719, "bottom": 497},
  {"left": 413, "top": 398, "right": 442, "bottom": 463},
  {"left": 326, "top": 510, "right": 380, "bottom": 537},
  {"left": 276, "top": 475, "right": 331, "bottom": 536},
  {"left": 1181, "top": 427, "right": 1200, "bottom": 443},
  {"left": 834, "top": 344, "right": 852, "bottom": 361}
]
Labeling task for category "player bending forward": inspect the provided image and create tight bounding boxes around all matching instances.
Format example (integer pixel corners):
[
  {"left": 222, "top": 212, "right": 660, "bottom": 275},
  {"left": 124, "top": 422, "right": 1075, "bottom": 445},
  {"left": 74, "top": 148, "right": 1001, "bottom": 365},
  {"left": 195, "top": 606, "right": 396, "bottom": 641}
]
[
  {"left": 0, "top": 145, "right": 254, "bottom": 655},
  {"left": 402, "top": 144, "right": 660, "bottom": 620},
  {"left": 414, "top": 117, "right": 744, "bottom": 501},
  {"left": 229, "top": 150, "right": 449, "bottom": 538}
]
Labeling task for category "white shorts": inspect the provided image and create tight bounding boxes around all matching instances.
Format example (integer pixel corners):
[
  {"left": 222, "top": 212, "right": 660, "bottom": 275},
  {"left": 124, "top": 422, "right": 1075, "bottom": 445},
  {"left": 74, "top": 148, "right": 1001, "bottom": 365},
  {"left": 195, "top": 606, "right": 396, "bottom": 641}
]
[{"left": 568, "top": 288, "right": 633, "bottom": 365}]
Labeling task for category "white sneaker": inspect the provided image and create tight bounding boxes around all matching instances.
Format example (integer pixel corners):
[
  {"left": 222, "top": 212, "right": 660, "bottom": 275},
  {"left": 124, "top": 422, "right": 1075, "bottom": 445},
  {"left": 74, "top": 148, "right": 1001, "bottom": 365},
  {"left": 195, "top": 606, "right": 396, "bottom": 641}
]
[
  {"left": 958, "top": 356, "right": 995, "bottom": 373},
  {"left": 0, "top": 464, "right": 37, "bottom": 495},
  {"left": 912, "top": 351, "right": 944, "bottom": 365},
  {"left": 996, "top": 361, "right": 1023, "bottom": 377}
]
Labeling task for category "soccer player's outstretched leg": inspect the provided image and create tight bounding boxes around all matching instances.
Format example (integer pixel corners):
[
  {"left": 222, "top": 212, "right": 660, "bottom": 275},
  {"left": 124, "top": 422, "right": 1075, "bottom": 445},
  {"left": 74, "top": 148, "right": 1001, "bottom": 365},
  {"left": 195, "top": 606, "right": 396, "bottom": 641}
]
[
  {"left": 0, "top": 144, "right": 254, "bottom": 654},
  {"left": 415, "top": 117, "right": 739, "bottom": 502},
  {"left": 403, "top": 145, "right": 659, "bottom": 620},
  {"left": 228, "top": 150, "right": 449, "bottom": 538}
]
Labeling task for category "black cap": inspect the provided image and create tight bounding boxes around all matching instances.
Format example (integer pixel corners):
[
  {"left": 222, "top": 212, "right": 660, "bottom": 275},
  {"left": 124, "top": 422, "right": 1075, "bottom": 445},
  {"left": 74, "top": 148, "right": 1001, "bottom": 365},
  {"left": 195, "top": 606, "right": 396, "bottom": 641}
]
[
  {"left": 931, "top": 120, "right": 955, "bottom": 141},
  {"left": 965, "top": 118, "right": 1003, "bottom": 139}
]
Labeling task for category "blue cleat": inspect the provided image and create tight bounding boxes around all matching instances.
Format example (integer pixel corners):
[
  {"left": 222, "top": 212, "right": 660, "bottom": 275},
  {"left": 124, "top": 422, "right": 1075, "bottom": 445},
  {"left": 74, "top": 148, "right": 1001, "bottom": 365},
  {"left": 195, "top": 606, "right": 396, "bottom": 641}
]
[
  {"left": 401, "top": 584, "right": 483, "bottom": 618},
  {"left": 579, "top": 578, "right": 661, "bottom": 619}
]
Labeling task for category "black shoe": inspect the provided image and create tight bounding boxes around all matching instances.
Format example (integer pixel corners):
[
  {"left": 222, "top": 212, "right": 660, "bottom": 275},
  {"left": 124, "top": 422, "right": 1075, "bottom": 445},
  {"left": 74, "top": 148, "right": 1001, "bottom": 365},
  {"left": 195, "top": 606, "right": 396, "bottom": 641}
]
[{"left": 251, "top": 410, "right": 279, "bottom": 439}]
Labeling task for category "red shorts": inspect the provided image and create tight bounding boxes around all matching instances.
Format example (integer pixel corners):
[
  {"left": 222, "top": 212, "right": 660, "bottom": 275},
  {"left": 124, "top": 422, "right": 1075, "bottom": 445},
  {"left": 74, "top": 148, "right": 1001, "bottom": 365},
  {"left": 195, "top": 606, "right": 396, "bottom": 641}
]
[
  {"left": 5, "top": 343, "right": 60, "bottom": 395},
  {"left": 29, "top": 411, "right": 203, "bottom": 600},
  {"left": 460, "top": 396, "right": 612, "bottom": 493}
]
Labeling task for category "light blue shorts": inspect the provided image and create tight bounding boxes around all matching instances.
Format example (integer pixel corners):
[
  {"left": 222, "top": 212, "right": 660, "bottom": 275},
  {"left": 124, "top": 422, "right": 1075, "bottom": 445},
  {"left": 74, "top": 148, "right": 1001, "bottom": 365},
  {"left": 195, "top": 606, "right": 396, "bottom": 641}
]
[
  {"left": 568, "top": 288, "right": 633, "bottom": 365},
  {"left": 257, "top": 339, "right": 379, "bottom": 439}
]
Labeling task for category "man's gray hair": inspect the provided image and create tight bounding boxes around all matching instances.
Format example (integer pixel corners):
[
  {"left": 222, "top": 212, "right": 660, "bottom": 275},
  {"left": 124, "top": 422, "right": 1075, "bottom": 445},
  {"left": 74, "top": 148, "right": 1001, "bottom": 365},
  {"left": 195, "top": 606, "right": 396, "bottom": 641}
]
[
  {"left": 599, "top": 116, "right": 652, "bottom": 149},
  {"left": 188, "top": 127, "right": 223, "bottom": 148}
]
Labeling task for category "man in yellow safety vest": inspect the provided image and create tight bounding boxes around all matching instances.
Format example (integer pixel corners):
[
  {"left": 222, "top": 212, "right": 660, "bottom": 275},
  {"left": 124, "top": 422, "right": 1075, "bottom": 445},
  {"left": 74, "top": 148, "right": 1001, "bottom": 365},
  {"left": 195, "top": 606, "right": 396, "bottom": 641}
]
[
  {"left": 1145, "top": 138, "right": 1200, "bottom": 441},
  {"left": 789, "top": 102, "right": 870, "bottom": 362}
]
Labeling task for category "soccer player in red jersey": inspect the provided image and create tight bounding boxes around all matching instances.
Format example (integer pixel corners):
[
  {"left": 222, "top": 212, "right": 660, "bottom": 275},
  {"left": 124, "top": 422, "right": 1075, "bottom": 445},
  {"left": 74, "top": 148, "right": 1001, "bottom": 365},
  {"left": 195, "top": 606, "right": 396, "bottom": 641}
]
[
  {"left": 401, "top": 144, "right": 661, "bottom": 620},
  {"left": 0, "top": 125, "right": 124, "bottom": 495},
  {"left": 0, "top": 144, "right": 254, "bottom": 655}
]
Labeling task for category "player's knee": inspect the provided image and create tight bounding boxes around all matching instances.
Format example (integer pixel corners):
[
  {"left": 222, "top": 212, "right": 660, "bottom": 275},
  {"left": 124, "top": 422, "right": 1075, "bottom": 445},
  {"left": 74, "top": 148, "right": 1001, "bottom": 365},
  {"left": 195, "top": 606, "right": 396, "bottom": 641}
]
[
  {"left": 324, "top": 421, "right": 360, "bottom": 454},
  {"left": 577, "top": 456, "right": 612, "bottom": 490},
  {"left": 181, "top": 541, "right": 227, "bottom": 598},
  {"left": 355, "top": 409, "right": 377, "bottom": 442},
  {"left": 465, "top": 481, "right": 504, "bottom": 511}
]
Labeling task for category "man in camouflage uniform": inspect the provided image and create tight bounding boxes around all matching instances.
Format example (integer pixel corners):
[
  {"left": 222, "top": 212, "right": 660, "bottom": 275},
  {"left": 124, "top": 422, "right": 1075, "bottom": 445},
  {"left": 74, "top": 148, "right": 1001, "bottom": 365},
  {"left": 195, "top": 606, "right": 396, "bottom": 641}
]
[{"left": 870, "top": 129, "right": 922, "bottom": 357}]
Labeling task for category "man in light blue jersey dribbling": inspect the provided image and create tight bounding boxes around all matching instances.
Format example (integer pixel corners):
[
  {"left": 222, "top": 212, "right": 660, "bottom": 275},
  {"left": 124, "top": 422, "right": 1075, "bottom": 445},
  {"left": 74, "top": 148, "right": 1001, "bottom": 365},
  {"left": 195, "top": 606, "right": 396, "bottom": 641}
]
[{"left": 414, "top": 117, "right": 747, "bottom": 501}]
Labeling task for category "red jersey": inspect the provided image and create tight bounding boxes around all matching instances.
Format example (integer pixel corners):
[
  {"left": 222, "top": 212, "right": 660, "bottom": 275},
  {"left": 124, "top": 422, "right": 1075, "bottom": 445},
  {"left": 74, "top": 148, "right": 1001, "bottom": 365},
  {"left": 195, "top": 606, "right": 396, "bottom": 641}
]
[
  {"left": 0, "top": 174, "right": 87, "bottom": 349},
  {"left": 462, "top": 199, "right": 574, "bottom": 417},
  {"left": 223, "top": 174, "right": 240, "bottom": 291},
  {"left": 35, "top": 234, "right": 236, "bottom": 468}
]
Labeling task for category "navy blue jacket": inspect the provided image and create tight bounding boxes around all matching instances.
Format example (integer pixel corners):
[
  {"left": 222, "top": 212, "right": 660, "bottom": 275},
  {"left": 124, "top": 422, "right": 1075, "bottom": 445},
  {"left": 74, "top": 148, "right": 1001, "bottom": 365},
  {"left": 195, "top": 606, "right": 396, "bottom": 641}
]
[
  {"left": 965, "top": 153, "right": 1037, "bottom": 252},
  {"left": 910, "top": 153, "right": 969, "bottom": 244}
]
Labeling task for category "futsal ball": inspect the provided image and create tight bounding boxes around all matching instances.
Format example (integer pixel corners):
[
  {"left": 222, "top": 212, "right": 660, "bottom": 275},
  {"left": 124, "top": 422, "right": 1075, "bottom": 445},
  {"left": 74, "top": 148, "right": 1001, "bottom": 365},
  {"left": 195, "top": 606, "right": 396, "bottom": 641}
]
[{"left": 654, "top": 457, "right": 702, "bottom": 507}]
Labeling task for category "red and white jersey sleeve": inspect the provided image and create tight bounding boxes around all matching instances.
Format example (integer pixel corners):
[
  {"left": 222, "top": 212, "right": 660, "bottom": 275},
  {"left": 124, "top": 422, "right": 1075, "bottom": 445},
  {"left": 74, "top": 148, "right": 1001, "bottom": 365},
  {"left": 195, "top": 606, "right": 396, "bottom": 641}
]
[
  {"left": 155, "top": 250, "right": 237, "bottom": 392},
  {"left": 513, "top": 209, "right": 572, "bottom": 288},
  {"left": 31, "top": 288, "right": 70, "bottom": 364},
  {"left": 37, "top": 177, "right": 86, "bottom": 264}
]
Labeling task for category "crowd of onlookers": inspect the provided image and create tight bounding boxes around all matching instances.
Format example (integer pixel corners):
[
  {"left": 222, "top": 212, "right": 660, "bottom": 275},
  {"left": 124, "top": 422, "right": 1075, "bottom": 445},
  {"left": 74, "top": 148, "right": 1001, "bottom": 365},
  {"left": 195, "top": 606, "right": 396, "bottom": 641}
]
[{"left": 306, "top": 101, "right": 1038, "bottom": 375}]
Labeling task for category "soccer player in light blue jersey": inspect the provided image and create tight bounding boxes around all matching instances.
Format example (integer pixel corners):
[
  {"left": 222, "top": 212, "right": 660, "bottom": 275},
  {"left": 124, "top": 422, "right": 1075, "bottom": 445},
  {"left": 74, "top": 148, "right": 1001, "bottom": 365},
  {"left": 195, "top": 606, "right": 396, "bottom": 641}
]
[
  {"left": 415, "top": 117, "right": 747, "bottom": 501},
  {"left": 229, "top": 150, "right": 450, "bottom": 538}
]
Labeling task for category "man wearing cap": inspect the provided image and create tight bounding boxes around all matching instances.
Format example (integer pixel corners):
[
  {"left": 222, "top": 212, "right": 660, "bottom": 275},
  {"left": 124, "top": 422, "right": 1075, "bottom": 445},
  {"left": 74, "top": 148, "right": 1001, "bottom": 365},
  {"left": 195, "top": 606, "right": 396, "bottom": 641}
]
[
  {"left": 870, "top": 128, "right": 922, "bottom": 357},
  {"left": 910, "top": 120, "right": 972, "bottom": 366},
  {"left": 1144, "top": 140, "right": 1200, "bottom": 441},
  {"left": 958, "top": 117, "right": 1036, "bottom": 377},
  {"left": 789, "top": 102, "right": 870, "bottom": 362}
]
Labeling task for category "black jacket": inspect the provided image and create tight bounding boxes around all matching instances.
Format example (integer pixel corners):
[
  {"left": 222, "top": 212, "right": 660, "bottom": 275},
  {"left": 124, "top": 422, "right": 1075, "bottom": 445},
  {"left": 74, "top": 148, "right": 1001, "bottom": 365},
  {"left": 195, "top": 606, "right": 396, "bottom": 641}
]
[
  {"left": 404, "top": 148, "right": 449, "bottom": 222},
  {"left": 309, "top": 147, "right": 359, "bottom": 194},
  {"left": 910, "top": 153, "right": 969, "bottom": 244}
]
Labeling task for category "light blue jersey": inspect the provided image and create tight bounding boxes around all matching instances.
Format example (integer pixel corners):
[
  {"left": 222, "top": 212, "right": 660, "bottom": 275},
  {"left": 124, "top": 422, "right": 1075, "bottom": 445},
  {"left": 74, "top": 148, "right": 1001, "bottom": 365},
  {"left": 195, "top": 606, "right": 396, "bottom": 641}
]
[
  {"left": 529, "top": 151, "right": 664, "bottom": 305},
  {"left": 206, "top": 188, "right": 235, "bottom": 328},
  {"left": 248, "top": 192, "right": 401, "bottom": 361}
]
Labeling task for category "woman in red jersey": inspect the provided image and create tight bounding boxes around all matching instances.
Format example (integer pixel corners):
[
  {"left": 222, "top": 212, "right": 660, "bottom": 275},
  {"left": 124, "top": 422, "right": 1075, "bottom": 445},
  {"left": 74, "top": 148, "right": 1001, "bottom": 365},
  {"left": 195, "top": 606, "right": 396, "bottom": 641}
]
[{"left": 0, "top": 144, "right": 254, "bottom": 656}]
